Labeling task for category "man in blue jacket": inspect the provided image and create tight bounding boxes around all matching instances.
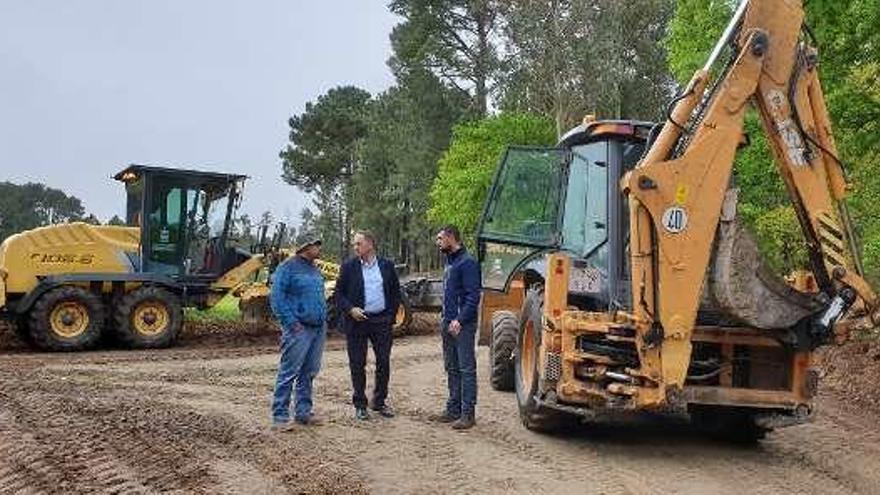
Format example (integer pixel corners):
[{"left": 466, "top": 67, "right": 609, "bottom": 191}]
[
  {"left": 334, "top": 230, "right": 401, "bottom": 421},
  {"left": 433, "top": 225, "right": 482, "bottom": 430},
  {"left": 270, "top": 238, "right": 327, "bottom": 429}
]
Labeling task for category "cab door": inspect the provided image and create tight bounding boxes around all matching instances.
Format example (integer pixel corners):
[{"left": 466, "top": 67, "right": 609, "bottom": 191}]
[
  {"left": 477, "top": 146, "right": 569, "bottom": 292},
  {"left": 143, "top": 177, "right": 187, "bottom": 276}
]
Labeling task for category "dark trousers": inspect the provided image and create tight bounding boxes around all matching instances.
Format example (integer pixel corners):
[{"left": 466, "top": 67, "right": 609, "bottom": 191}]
[{"left": 346, "top": 317, "right": 393, "bottom": 409}]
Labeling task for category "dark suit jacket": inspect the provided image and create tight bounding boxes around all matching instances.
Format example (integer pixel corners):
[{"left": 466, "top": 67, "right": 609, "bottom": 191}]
[{"left": 334, "top": 256, "right": 401, "bottom": 333}]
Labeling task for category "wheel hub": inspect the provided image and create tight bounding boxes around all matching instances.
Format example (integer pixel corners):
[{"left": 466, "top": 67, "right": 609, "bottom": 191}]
[
  {"left": 142, "top": 312, "right": 158, "bottom": 325},
  {"left": 49, "top": 302, "right": 90, "bottom": 338},
  {"left": 132, "top": 301, "right": 169, "bottom": 336}
]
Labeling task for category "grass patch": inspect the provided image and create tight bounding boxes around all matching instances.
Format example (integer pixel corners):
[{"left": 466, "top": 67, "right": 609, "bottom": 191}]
[{"left": 185, "top": 295, "right": 241, "bottom": 322}]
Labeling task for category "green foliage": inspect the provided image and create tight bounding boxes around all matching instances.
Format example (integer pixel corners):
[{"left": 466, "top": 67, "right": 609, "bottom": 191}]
[
  {"left": 280, "top": 86, "right": 372, "bottom": 190},
  {"left": 499, "top": 0, "right": 675, "bottom": 135},
  {"left": 806, "top": 0, "right": 880, "bottom": 284},
  {"left": 107, "top": 214, "right": 126, "bottom": 226},
  {"left": 389, "top": 0, "right": 500, "bottom": 115},
  {"left": 352, "top": 68, "right": 468, "bottom": 269},
  {"left": 665, "top": 0, "right": 880, "bottom": 283},
  {"left": 0, "top": 182, "right": 88, "bottom": 242},
  {"left": 280, "top": 85, "right": 372, "bottom": 261},
  {"left": 664, "top": 0, "right": 732, "bottom": 83},
  {"left": 428, "top": 113, "right": 556, "bottom": 244},
  {"left": 752, "top": 206, "right": 809, "bottom": 273},
  {"left": 185, "top": 295, "right": 240, "bottom": 322}
]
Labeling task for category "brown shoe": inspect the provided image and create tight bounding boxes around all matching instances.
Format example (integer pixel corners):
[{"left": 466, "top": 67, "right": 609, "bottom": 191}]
[
  {"left": 371, "top": 405, "right": 395, "bottom": 418},
  {"left": 451, "top": 415, "right": 475, "bottom": 430},
  {"left": 429, "top": 412, "right": 460, "bottom": 424}
]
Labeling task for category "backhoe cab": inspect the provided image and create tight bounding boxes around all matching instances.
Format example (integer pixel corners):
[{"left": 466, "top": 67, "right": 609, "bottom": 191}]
[{"left": 480, "top": 0, "right": 879, "bottom": 442}]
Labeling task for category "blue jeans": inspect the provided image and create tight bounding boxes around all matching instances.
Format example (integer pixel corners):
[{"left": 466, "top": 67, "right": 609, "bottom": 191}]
[
  {"left": 441, "top": 320, "right": 477, "bottom": 418},
  {"left": 272, "top": 323, "right": 326, "bottom": 423}
]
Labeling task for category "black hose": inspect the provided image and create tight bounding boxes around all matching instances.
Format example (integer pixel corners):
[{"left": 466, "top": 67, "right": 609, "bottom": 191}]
[{"left": 664, "top": 86, "right": 694, "bottom": 132}]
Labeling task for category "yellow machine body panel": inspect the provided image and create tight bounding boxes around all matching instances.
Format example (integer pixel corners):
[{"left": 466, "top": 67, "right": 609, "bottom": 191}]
[{"left": 0, "top": 222, "right": 140, "bottom": 297}]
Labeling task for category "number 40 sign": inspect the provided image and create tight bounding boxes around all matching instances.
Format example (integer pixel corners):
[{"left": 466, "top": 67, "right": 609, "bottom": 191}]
[{"left": 662, "top": 206, "right": 688, "bottom": 234}]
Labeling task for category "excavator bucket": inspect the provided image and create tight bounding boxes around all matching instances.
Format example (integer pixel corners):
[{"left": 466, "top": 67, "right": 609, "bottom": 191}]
[{"left": 705, "top": 190, "right": 820, "bottom": 329}]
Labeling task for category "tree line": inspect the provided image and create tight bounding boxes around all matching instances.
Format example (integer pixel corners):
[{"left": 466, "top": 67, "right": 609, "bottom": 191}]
[
  {"left": 286, "top": 0, "right": 880, "bottom": 284},
  {"left": 0, "top": 182, "right": 119, "bottom": 242},
  {"left": 7, "top": 1, "right": 874, "bottom": 284},
  {"left": 284, "top": 0, "right": 674, "bottom": 270}
]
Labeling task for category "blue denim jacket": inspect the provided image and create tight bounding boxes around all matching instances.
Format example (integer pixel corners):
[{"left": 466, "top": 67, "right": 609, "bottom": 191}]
[
  {"left": 441, "top": 247, "right": 482, "bottom": 325},
  {"left": 270, "top": 255, "right": 327, "bottom": 329}
]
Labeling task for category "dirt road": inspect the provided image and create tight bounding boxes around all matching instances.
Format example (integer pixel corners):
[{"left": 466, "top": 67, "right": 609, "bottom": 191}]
[{"left": 2, "top": 321, "right": 880, "bottom": 494}]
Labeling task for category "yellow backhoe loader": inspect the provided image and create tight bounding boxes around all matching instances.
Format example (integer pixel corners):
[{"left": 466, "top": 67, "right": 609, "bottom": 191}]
[
  {"left": 479, "top": 0, "right": 879, "bottom": 441},
  {"left": 0, "top": 165, "right": 284, "bottom": 351}
]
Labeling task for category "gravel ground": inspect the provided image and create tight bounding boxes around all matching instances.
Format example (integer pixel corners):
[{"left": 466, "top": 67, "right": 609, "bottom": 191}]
[{"left": 1, "top": 318, "right": 880, "bottom": 494}]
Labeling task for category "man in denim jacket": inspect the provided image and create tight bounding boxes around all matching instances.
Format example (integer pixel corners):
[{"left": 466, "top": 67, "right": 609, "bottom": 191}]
[{"left": 270, "top": 238, "right": 327, "bottom": 429}]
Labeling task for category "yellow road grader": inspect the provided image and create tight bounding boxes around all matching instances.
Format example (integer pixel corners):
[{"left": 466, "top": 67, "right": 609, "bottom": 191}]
[
  {"left": 479, "top": 0, "right": 879, "bottom": 441},
  {"left": 0, "top": 165, "right": 272, "bottom": 351},
  {"left": 0, "top": 164, "right": 416, "bottom": 351}
]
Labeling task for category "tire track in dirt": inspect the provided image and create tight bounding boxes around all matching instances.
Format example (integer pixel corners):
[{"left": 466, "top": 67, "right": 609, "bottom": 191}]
[
  {"left": 0, "top": 363, "right": 366, "bottom": 494},
  {"left": 376, "top": 340, "right": 877, "bottom": 495},
  {"left": 3, "top": 332, "right": 880, "bottom": 494}
]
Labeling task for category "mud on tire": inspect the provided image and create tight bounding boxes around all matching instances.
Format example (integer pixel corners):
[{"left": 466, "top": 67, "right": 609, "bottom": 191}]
[
  {"left": 29, "top": 285, "right": 105, "bottom": 351},
  {"left": 489, "top": 310, "right": 518, "bottom": 391},
  {"left": 113, "top": 286, "right": 182, "bottom": 349}
]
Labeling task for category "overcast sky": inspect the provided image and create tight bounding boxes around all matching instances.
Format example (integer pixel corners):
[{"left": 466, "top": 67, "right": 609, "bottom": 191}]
[{"left": 0, "top": 1, "right": 398, "bottom": 226}]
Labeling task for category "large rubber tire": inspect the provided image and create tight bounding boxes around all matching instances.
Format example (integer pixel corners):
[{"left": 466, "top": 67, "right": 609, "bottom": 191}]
[
  {"left": 515, "top": 289, "right": 573, "bottom": 432},
  {"left": 13, "top": 316, "right": 32, "bottom": 345},
  {"left": 113, "top": 286, "right": 182, "bottom": 349},
  {"left": 29, "top": 286, "right": 105, "bottom": 352},
  {"left": 489, "top": 310, "right": 518, "bottom": 391},
  {"left": 392, "top": 293, "right": 413, "bottom": 337},
  {"left": 689, "top": 405, "right": 770, "bottom": 444}
]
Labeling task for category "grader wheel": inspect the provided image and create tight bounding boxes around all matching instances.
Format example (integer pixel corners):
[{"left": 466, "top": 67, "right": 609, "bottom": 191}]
[
  {"left": 29, "top": 286, "right": 105, "bottom": 351},
  {"left": 113, "top": 286, "right": 182, "bottom": 349}
]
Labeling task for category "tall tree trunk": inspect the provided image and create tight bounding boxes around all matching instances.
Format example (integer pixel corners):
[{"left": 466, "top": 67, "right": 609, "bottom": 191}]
[{"left": 474, "top": 5, "right": 491, "bottom": 116}]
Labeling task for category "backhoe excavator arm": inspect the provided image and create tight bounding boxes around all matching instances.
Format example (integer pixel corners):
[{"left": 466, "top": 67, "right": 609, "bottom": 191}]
[{"left": 623, "top": 0, "right": 879, "bottom": 404}]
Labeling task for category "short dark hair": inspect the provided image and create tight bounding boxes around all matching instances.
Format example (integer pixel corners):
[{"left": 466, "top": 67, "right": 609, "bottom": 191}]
[
  {"left": 355, "top": 229, "right": 378, "bottom": 248},
  {"left": 438, "top": 224, "right": 461, "bottom": 242}
]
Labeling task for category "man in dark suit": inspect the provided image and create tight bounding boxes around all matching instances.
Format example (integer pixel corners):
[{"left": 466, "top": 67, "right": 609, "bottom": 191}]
[{"left": 334, "top": 230, "right": 401, "bottom": 420}]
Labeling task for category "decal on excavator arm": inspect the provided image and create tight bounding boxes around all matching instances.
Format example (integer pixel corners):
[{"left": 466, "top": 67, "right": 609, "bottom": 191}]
[
  {"left": 766, "top": 89, "right": 809, "bottom": 167},
  {"left": 662, "top": 206, "right": 688, "bottom": 234}
]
